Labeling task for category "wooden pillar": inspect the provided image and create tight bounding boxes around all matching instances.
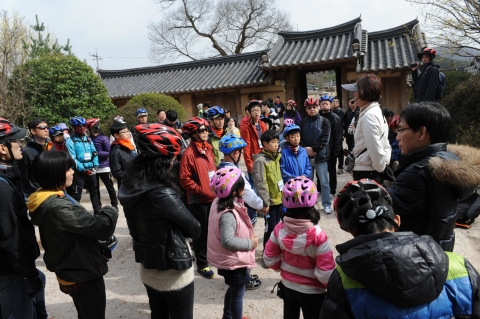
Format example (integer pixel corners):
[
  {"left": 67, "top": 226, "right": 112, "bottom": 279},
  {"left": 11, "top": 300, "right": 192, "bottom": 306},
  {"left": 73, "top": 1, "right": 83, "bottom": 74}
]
[
  {"left": 399, "top": 69, "right": 408, "bottom": 111},
  {"left": 340, "top": 64, "right": 349, "bottom": 110},
  {"left": 285, "top": 69, "right": 307, "bottom": 116}
]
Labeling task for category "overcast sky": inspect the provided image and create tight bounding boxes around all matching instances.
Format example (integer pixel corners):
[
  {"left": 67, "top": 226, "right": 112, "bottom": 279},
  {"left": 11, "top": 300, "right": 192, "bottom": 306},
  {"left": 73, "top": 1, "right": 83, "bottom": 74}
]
[{"left": 4, "top": 0, "right": 423, "bottom": 71}]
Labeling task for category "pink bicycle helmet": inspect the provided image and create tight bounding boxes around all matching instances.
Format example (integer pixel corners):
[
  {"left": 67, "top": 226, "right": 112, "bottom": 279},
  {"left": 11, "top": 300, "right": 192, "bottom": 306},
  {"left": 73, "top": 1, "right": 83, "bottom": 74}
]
[
  {"left": 210, "top": 167, "right": 243, "bottom": 199},
  {"left": 283, "top": 118, "right": 295, "bottom": 126},
  {"left": 283, "top": 177, "right": 317, "bottom": 208}
]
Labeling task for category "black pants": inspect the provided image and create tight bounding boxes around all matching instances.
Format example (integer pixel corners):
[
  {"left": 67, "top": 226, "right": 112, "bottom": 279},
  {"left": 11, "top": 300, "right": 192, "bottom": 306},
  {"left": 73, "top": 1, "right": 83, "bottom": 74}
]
[
  {"left": 282, "top": 285, "right": 325, "bottom": 319},
  {"left": 70, "top": 277, "right": 106, "bottom": 319},
  {"left": 346, "top": 135, "right": 354, "bottom": 152},
  {"left": 263, "top": 204, "right": 283, "bottom": 250},
  {"left": 96, "top": 172, "right": 118, "bottom": 207},
  {"left": 144, "top": 282, "right": 194, "bottom": 319},
  {"left": 353, "top": 170, "right": 383, "bottom": 184},
  {"left": 327, "top": 155, "right": 337, "bottom": 195},
  {"left": 337, "top": 153, "right": 344, "bottom": 170},
  {"left": 67, "top": 170, "right": 101, "bottom": 212},
  {"left": 188, "top": 202, "right": 212, "bottom": 269}
]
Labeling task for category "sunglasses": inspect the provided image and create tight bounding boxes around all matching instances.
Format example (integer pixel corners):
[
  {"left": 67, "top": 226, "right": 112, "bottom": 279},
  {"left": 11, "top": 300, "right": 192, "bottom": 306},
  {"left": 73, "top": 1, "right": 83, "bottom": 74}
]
[
  {"left": 306, "top": 106, "right": 316, "bottom": 110},
  {"left": 36, "top": 125, "right": 49, "bottom": 130},
  {"left": 349, "top": 101, "right": 355, "bottom": 104},
  {"left": 197, "top": 128, "right": 208, "bottom": 134}
]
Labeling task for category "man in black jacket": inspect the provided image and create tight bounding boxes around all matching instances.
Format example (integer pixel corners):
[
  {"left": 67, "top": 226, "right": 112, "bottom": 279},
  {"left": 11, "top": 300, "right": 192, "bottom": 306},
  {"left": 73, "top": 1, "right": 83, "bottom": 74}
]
[
  {"left": 0, "top": 119, "right": 44, "bottom": 319},
  {"left": 343, "top": 97, "right": 357, "bottom": 152},
  {"left": 332, "top": 96, "right": 345, "bottom": 174},
  {"left": 388, "top": 102, "right": 480, "bottom": 252},
  {"left": 319, "top": 95, "right": 342, "bottom": 198},
  {"left": 412, "top": 47, "right": 440, "bottom": 102}
]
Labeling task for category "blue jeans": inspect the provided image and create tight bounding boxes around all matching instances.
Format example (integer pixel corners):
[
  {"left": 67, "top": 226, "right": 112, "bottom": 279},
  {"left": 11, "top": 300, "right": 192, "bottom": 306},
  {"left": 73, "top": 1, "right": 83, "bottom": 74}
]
[
  {"left": 33, "top": 270, "right": 48, "bottom": 319},
  {"left": 315, "top": 162, "right": 331, "bottom": 209},
  {"left": 223, "top": 283, "right": 246, "bottom": 319},
  {"left": 0, "top": 273, "right": 33, "bottom": 319}
]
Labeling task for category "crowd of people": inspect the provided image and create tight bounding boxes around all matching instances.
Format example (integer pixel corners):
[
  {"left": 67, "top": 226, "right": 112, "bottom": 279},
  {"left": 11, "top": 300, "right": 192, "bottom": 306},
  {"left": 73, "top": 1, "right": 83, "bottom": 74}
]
[{"left": 1, "top": 47, "right": 480, "bottom": 319}]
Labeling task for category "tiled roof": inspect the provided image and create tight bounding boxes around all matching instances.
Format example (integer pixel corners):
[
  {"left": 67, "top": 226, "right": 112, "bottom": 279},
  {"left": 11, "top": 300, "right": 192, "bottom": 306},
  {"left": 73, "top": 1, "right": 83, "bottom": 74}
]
[
  {"left": 362, "top": 19, "right": 423, "bottom": 72},
  {"left": 98, "top": 51, "right": 271, "bottom": 98},
  {"left": 261, "top": 17, "right": 363, "bottom": 70}
]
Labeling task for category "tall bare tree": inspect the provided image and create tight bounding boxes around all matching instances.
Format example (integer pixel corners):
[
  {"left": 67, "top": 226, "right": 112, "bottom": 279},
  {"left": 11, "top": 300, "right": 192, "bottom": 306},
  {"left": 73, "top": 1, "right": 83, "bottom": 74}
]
[
  {"left": 407, "top": 0, "right": 480, "bottom": 57},
  {"left": 148, "top": 0, "right": 292, "bottom": 63}
]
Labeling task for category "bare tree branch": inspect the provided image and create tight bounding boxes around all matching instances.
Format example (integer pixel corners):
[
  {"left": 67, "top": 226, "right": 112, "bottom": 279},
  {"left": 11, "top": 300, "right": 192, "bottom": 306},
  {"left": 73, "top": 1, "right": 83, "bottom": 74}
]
[{"left": 148, "top": 0, "right": 292, "bottom": 64}]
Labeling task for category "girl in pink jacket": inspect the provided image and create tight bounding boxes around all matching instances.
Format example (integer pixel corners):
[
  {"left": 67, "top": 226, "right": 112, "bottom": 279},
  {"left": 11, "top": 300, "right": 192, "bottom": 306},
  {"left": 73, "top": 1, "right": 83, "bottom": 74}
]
[
  {"left": 263, "top": 177, "right": 335, "bottom": 319},
  {"left": 207, "top": 167, "right": 258, "bottom": 319}
]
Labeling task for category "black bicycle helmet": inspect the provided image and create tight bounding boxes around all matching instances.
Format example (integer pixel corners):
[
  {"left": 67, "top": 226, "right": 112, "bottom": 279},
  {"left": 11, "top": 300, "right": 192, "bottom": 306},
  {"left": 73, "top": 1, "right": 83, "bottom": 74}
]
[{"left": 334, "top": 179, "right": 393, "bottom": 231}]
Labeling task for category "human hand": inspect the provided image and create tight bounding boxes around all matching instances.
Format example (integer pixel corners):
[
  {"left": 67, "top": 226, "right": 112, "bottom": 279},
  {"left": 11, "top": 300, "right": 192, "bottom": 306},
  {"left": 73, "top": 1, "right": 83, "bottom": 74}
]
[
  {"left": 251, "top": 235, "right": 258, "bottom": 249},
  {"left": 306, "top": 147, "right": 315, "bottom": 156},
  {"left": 261, "top": 206, "right": 269, "bottom": 214}
]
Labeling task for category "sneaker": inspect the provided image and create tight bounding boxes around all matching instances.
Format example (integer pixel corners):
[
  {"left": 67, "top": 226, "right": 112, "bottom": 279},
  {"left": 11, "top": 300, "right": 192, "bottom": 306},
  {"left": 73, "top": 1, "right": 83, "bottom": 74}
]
[
  {"left": 245, "top": 278, "right": 261, "bottom": 290},
  {"left": 324, "top": 207, "right": 332, "bottom": 214},
  {"left": 197, "top": 267, "right": 214, "bottom": 279},
  {"left": 250, "top": 274, "right": 259, "bottom": 280},
  {"left": 337, "top": 169, "right": 344, "bottom": 175}
]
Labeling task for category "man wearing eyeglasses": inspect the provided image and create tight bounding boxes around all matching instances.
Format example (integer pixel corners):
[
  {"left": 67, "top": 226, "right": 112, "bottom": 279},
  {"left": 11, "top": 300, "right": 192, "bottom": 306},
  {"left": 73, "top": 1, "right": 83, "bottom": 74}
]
[{"left": 21, "top": 118, "right": 53, "bottom": 196}]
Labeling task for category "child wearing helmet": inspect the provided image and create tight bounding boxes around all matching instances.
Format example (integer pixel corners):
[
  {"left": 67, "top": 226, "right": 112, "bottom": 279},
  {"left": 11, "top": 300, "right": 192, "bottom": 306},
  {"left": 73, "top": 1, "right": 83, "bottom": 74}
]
[
  {"left": 207, "top": 167, "right": 258, "bottom": 319},
  {"left": 280, "top": 124, "right": 311, "bottom": 183},
  {"left": 263, "top": 177, "right": 335, "bottom": 319},
  {"left": 283, "top": 100, "right": 301, "bottom": 125},
  {"left": 206, "top": 106, "right": 227, "bottom": 167},
  {"left": 321, "top": 178, "right": 480, "bottom": 319}
]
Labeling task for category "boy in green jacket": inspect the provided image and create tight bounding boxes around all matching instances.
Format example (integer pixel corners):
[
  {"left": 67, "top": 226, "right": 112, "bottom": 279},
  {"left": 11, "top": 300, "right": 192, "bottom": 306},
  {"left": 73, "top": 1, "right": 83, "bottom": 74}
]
[{"left": 252, "top": 130, "right": 283, "bottom": 253}]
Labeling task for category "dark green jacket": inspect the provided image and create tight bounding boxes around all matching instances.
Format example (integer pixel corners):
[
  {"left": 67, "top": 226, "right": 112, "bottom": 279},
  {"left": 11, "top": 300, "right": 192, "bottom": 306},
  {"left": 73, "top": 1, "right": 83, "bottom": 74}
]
[{"left": 28, "top": 190, "right": 118, "bottom": 283}]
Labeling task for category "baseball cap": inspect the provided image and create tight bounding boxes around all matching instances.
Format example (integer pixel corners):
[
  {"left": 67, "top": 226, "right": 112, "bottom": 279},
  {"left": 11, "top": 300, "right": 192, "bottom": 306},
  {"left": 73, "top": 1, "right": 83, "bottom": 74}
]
[{"left": 341, "top": 83, "right": 358, "bottom": 92}]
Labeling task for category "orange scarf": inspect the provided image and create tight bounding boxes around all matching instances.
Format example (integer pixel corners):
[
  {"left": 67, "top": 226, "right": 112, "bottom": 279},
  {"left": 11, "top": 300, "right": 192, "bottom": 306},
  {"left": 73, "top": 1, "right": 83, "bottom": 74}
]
[
  {"left": 211, "top": 126, "right": 224, "bottom": 137},
  {"left": 194, "top": 141, "right": 207, "bottom": 153},
  {"left": 115, "top": 138, "right": 135, "bottom": 151}
]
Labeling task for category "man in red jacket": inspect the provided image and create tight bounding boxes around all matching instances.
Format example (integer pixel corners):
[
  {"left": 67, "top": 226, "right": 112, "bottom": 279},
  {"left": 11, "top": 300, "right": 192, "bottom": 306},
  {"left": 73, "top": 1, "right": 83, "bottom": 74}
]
[
  {"left": 240, "top": 100, "right": 267, "bottom": 189},
  {"left": 179, "top": 117, "right": 216, "bottom": 279}
]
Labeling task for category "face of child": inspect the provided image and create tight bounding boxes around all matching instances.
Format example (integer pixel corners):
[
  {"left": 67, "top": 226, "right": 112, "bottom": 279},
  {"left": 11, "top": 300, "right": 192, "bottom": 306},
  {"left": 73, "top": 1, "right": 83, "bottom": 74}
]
[
  {"left": 138, "top": 115, "right": 148, "bottom": 124},
  {"left": 250, "top": 106, "right": 261, "bottom": 121},
  {"left": 263, "top": 138, "right": 279, "bottom": 153},
  {"left": 114, "top": 129, "right": 131, "bottom": 141},
  {"left": 286, "top": 132, "right": 300, "bottom": 147},
  {"left": 228, "top": 118, "right": 235, "bottom": 127}
]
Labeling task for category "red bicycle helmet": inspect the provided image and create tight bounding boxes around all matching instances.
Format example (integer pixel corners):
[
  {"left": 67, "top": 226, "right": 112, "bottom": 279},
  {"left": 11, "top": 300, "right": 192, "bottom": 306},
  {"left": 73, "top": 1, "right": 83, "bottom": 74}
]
[
  {"left": 287, "top": 100, "right": 297, "bottom": 108},
  {"left": 417, "top": 47, "right": 436, "bottom": 60},
  {"left": 388, "top": 114, "right": 400, "bottom": 131},
  {"left": 334, "top": 179, "right": 393, "bottom": 231},
  {"left": 304, "top": 98, "right": 318, "bottom": 107},
  {"left": 135, "top": 123, "right": 182, "bottom": 158},
  {"left": 0, "top": 118, "right": 27, "bottom": 143},
  {"left": 86, "top": 118, "right": 100, "bottom": 128},
  {"left": 182, "top": 117, "right": 209, "bottom": 135}
]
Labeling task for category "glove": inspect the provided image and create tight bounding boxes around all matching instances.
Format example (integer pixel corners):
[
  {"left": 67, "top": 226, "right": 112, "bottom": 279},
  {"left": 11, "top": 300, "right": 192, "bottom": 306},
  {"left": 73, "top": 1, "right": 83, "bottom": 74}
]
[{"left": 26, "top": 275, "right": 44, "bottom": 298}]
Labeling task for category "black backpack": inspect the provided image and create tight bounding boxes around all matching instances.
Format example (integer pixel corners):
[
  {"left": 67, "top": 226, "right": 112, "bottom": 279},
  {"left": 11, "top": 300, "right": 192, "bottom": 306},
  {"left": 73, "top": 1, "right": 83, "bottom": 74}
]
[{"left": 456, "top": 187, "right": 480, "bottom": 225}]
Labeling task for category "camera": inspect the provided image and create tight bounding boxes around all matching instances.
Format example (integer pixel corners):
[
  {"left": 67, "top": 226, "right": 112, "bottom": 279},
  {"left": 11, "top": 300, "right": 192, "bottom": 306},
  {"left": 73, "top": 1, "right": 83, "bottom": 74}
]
[
  {"left": 344, "top": 153, "right": 356, "bottom": 173},
  {"left": 410, "top": 62, "right": 418, "bottom": 68}
]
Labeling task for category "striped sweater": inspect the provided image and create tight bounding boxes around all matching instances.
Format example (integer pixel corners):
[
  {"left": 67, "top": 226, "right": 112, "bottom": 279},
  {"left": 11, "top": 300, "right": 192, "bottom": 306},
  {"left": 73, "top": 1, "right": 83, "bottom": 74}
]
[{"left": 263, "top": 217, "right": 335, "bottom": 294}]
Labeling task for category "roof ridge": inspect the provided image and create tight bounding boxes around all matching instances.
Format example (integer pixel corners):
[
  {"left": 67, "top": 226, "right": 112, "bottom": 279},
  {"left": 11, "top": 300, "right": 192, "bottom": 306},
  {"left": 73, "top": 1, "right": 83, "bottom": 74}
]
[{"left": 368, "top": 19, "right": 419, "bottom": 40}]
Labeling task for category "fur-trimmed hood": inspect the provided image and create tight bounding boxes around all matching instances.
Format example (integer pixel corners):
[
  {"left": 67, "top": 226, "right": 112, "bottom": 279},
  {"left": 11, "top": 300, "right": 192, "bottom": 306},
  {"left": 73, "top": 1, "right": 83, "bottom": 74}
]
[{"left": 429, "top": 144, "right": 480, "bottom": 199}]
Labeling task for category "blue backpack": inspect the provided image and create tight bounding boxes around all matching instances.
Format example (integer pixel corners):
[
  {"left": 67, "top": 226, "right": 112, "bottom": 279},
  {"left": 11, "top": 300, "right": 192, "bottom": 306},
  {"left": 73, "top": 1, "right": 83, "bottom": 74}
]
[{"left": 425, "top": 65, "right": 446, "bottom": 99}]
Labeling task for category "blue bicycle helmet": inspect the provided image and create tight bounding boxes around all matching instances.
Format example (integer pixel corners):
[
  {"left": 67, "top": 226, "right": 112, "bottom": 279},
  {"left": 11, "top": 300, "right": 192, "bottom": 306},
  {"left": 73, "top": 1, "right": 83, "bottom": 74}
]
[
  {"left": 69, "top": 116, "right": 86, "bottom": 127},
  {"left": 49, "top": 125, "right": 64, "bottom": 136},
  {"left": 319, "top": 94, "right": 332, "bottom": 103},
  {"left": 206, "top": 106, "right": 225, "bottom": 120},
  {"left": 136, "top": 108, "right": 148, "bottom": 117},
  {"left": 219, "top": 134, "right": 247, "bottom": 154},
  {"left": 283, "top": 124, "right": 301, "bottom": 138}
]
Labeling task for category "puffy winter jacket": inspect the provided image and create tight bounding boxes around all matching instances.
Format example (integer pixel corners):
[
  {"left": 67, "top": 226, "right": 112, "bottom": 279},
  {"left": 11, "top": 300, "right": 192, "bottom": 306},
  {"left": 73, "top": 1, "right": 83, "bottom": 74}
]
[
  {"left": 263, "top": 218, "right": 335, "bottom": 294},
  {"left": 118, "top": 177, "right": 200, "bottom": 271},
  {"left": 240, "top": 117, "right": 267, "bottom": 172},
  {"left": 320, "top": 232, "right": 480, "bottom": 319},
  {"left": 179, "top": 141, "right": 216, "bottom": 205},
  {"left": 299, "top": 114, "right": 331, "bottom": 162},
  {"left": 252, "top": 150, "right": 283, "bottom": 207},
  {"left": 352, "top": 102, "right": 391, "bottom": 172},
  {"left": 280, "top": 146, "right": 311, "bottom": 183},
  {"left": 28, "top": 190, "right": 118, "bottom": 283},
  {"left": 0, "top": 167, "right": 40, "bottom": 278},
  {"left": 109, "top": 142, "right": 137, "bottom": 184},
  {"left": 91, "top": 135, "right": 111, "bottom": 169},
  {"left": 283, "top": 111, "right": 301, "bottom": 125},
  {"left": 320, "top": 111, "right": 343, "bottom": 157},
  {"left": 388, "top": 143, "right": 480, "bottom": 252},
  {"left": 207, "top": 198, "right": 255, "bottom": 270},
  {"left": 413, "top": 62, "right": 440, "bottom": 102},
  {"left": 66, "top": 134, "right": 99, "bottom": 172}
]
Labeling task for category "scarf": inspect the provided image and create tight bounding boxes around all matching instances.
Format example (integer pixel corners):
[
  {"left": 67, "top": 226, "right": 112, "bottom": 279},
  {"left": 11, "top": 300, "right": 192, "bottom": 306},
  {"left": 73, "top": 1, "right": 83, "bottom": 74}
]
[
  {"left": 289, "top": 145, "right": 299, "bottom": 156},
  {"left": 283, "top": 216, "right": 314, "bottom": 236},
  {"left": 52, "top": 141, "right": 65, "bottom": 151},
  {"left": 211, "top": 126, "right": 224, "bottom": 137},
  {"left": 114, "top": 138, "right": 135, "bottom": 151},
  {"left": 194, "top": 141, "right": 207, "bottom": 154}
]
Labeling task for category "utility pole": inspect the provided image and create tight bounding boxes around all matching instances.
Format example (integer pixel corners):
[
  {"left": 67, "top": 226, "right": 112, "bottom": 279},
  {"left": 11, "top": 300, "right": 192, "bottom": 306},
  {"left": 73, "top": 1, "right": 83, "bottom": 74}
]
[{"left": 89, "top": 48, "right": 102, "bottom": 70}]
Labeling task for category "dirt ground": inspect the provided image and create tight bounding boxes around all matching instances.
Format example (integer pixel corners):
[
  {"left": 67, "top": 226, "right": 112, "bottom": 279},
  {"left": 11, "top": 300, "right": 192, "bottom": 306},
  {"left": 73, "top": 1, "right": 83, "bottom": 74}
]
[{"left": 37, "top": 159, "right": 480, "bottom": 319}]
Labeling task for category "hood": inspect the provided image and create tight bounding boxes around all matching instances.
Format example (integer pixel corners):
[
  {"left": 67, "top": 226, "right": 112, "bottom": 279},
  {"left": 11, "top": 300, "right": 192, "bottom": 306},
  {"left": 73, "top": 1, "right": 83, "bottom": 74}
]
[
  {"left": 254, "top": 149, "right": 281, "bottom": 162},
  {"left": 27, "top": 189, "right": 64, "bottom": 226},
  {"left": 118, "top": 176, "right": 162, "bottom": 209},
  {"left": 429, "top": 144, "right": 480, "bottom": 199},
  {"left": 277, "top": 222, "right": 322, "bottom": 255},
  {"left": 336, "top": 232, "right": 448, "bottom": 308}
]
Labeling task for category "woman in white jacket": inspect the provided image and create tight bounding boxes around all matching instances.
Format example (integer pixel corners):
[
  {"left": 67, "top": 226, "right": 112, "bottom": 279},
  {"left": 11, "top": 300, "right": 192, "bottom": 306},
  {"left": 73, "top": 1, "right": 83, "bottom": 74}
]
[{"left": 342, "top": 75, "right": 391, "bottom": 183}]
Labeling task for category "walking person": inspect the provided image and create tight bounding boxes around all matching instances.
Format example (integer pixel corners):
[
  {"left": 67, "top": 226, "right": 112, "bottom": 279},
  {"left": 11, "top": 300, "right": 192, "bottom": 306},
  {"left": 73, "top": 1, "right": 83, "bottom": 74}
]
[
  {"left": 28, "top": 150, "right": 118, "bottom": 319},
  {"left": 179, "top": 117, "right": 216, "bottom": 279},
  {"left": 264, "top": 177, "right": 335, "bottom": 319},
  {"left": 87, "top": 118, "right": 118, "bottom": 209},
  {"left": 0, "top": 118, "right": 45, "bottom": 319},
  {"left": 207, "top": 167, "right": 258, "bottom": 319},
  {"left": 119, "top": 123, "right": 200, "bottom": 319}
]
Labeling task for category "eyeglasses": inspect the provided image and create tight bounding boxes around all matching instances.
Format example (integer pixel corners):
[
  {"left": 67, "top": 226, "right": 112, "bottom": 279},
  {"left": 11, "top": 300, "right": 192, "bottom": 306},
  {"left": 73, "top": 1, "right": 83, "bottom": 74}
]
[
  {"left": 250, "top": 109, "right": 261, "bottom": 113},
  {"left": 197, "top": 128, "right": 208, "bottom": 134},
  {"left": 396, "top": 127, "right": 412, "bottom": 134},
  {"left": 36, "top": 125, "right": 49, "bottom": 130},
  {"left": 306, "top": 106, "right": 316, "bottom": 110},
  {"left": 118, "top": 130, "right": 130, "bottom": 135}
]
